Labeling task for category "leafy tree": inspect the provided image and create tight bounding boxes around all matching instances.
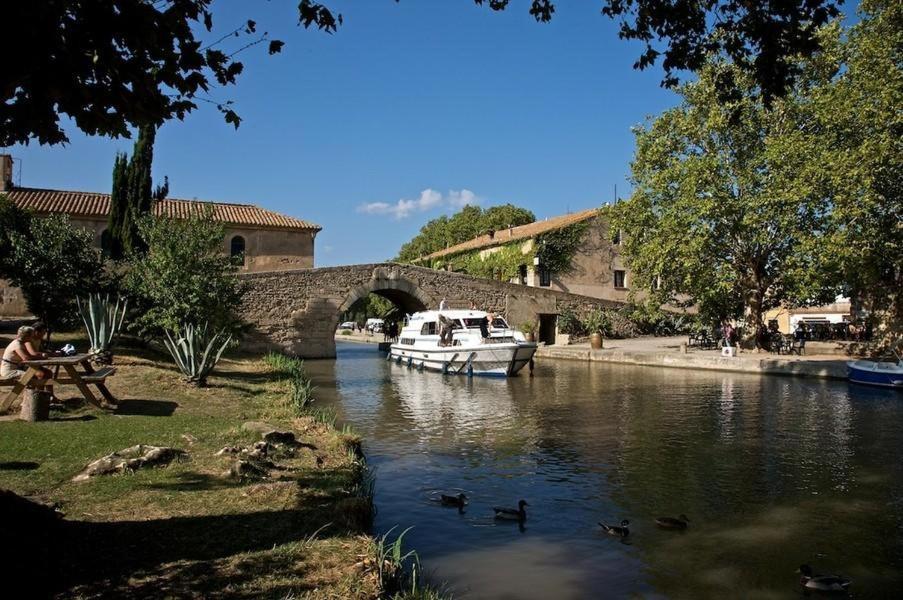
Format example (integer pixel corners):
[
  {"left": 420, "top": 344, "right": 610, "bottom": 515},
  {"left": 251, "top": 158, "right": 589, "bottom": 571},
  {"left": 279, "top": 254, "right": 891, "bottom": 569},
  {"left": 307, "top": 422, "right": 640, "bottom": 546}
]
[
  {"left": 124, "top": 209, "right": 243, "bottom": 339},
  {"left": 810, "top": 0, "right": 902, "bottom": 339},
  {"left": 108, "top": 125, "right": 169, "bottom": 258},
  {"left": 0, "top": 194, "right": 32, "bottom": 269},
  {"left": 3, "top": 1, "right": 841, "bottom": 145},
  {"left": 4, "top": 212, "right": 107, "bottom": 336},
  {"left": 610, "top": 60, "right": 841, "bottom": 348},
  {"left": 396, "top": 204, "right": 535, "bottom": 262}
]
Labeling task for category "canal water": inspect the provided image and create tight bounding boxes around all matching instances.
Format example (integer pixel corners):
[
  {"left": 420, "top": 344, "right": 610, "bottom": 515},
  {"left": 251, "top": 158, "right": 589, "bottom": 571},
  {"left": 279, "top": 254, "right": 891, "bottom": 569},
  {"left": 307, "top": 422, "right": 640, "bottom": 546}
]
[{"left": 306, "top": 342, "right": 903, "bottom": 599}]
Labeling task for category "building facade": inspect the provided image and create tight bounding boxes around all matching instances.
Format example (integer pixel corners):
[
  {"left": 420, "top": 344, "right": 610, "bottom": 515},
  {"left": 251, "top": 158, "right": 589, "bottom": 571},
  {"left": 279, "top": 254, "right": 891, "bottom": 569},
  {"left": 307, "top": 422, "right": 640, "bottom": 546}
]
[
  {"left": 0, "top": 155, "right": 320, "bottom": 317},
  {"left": 414, "top": 208, "right": 633, "bottom": 304}
]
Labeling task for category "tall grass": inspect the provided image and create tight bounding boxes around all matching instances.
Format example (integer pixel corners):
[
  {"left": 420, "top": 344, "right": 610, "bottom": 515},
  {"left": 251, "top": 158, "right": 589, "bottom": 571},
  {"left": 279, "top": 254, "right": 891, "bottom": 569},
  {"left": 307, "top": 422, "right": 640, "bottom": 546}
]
[
  {"left": 263, "top": 352, "right": 315, "bottom": 414},
  {"left": 375, "top": 527, "right": 450, "bottom": 599}
]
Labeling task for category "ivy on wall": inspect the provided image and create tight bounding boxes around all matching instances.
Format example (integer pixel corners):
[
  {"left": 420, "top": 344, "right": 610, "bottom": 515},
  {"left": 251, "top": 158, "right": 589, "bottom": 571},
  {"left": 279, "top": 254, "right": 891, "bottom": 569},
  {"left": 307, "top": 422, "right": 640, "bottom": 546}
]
[
  {"left": 432, "top": 216, "right": 596, "bottom": 281},
  {"left": 535, "top": 219, "right": 592, "bottom": 275}
]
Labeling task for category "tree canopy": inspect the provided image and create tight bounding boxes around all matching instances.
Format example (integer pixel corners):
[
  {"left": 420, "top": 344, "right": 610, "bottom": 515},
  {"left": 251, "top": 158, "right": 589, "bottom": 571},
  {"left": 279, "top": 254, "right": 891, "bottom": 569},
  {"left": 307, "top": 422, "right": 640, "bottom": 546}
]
[
  {"left": 610, "top": 59, "right": 841, "bottom": 346},
  {"left": 3, "top": 1, "right": 842, "bottom": 146},
  {"left": 396, "top": 204, "right": 536, "bottom": 262},
  {"left": 612, "top": 0, "right": 902, "bottom": 346}
]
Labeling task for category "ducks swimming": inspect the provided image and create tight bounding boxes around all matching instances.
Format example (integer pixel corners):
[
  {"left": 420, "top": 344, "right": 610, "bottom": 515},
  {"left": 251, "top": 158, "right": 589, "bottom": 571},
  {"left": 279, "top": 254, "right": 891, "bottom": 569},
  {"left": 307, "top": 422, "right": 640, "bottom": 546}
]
[
  {"left": 598, "top": 519, "right": 630, "bottom": 538},
  {"left": 655, "top": 514, "right": 689, "bottom": 530},
  {"left": 439, "top": 493, "right": 468, "bottom": 508},
  {"left": 493, "top": 499, "right": 528, "bottom": 522},
  {"left": 798, "top": 564, "right": 852, "bottom": 593}
]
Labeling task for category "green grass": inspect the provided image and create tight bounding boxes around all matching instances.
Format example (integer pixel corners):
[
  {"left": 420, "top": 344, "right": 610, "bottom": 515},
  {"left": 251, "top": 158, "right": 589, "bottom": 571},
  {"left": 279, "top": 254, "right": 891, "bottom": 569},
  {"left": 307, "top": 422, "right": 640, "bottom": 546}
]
[{"left": 0, "top": 333, "right": 381, "bottom": 599}]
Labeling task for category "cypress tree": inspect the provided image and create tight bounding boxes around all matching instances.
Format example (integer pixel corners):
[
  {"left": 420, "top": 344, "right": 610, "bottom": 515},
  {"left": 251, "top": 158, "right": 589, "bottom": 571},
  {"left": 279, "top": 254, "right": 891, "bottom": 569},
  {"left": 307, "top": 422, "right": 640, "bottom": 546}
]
[
  {"left": 108, "top": 152, "right": 129, "bottom": 259},
  {"left": 107, "top": 124, "right": 166, "bottom": 258}
]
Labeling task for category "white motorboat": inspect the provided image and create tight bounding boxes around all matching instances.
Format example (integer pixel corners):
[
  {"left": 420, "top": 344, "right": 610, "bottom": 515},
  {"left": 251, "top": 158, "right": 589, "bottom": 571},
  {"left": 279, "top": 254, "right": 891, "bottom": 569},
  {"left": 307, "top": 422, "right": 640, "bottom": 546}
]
[{"left": 389, "top": 310, "right": 537, "bottom": 377}]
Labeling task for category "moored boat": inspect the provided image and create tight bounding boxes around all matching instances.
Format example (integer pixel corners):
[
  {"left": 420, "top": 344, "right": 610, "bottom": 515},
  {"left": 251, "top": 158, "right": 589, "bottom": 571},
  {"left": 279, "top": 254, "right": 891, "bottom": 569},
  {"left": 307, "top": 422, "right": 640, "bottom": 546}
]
[
  {"left": 847, "top": 353, "right": 903, "bottom": 389},
  {"left": 389, "top": 310, "right": 537, "bottom": 377}
]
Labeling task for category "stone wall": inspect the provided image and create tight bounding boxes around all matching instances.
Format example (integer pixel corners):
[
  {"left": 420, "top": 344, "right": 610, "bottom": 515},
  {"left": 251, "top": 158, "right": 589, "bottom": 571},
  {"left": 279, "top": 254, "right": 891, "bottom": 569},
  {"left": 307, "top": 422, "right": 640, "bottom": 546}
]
[{"left": 240, "top": 262, "right": 623, "bottom": 358}]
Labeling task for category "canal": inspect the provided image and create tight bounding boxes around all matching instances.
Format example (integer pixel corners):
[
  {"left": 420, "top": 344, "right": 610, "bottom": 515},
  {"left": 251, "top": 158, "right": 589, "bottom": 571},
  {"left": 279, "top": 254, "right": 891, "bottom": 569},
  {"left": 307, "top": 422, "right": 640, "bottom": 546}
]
[{"left": 306, "top": 342, "right": 903, "bottom": 598}]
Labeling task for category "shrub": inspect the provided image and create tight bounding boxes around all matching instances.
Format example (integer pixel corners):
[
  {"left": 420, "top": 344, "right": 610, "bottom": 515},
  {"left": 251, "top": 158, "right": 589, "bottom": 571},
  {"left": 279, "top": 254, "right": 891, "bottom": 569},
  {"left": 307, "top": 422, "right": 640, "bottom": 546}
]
[
  {"left": 125, "top": 210, "right": 243, "bottom": 339},
  {"left": 76, "top": 293, "right": 127, "bottom": 362},
  {"left": 263, "top": 352, "right": 315, "bottom": 414},
  {"left": 557, "top": 308, "right": 585, "bottom": 336}
]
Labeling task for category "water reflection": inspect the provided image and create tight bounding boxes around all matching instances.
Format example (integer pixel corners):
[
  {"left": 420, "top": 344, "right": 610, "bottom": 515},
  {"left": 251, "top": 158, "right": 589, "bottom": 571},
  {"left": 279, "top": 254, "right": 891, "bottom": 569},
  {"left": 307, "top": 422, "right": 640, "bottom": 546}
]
[{"left": 304, "top": 343, "right": 903, "bottom": 599}]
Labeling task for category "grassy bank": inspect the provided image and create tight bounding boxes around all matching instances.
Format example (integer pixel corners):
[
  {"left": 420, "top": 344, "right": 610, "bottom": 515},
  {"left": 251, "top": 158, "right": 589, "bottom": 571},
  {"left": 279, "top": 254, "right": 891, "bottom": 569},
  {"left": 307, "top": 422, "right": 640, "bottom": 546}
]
[{"left": 0, "top": 335, "right": 385, "bottom": 598}]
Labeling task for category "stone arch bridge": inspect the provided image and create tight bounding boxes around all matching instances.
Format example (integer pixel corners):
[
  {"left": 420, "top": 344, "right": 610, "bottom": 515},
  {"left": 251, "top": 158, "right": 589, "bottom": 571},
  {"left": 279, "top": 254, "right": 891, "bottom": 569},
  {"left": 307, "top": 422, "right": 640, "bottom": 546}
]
[{"left": 240, "top": 263, "right": 622, "bottom": 358}]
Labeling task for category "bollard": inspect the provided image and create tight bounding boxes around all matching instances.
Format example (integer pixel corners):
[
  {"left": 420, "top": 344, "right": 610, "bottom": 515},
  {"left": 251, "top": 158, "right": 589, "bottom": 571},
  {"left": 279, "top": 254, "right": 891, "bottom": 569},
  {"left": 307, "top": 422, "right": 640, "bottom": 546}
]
[{"left": 20, "top": 389, "right": 51, "bottom": 422}]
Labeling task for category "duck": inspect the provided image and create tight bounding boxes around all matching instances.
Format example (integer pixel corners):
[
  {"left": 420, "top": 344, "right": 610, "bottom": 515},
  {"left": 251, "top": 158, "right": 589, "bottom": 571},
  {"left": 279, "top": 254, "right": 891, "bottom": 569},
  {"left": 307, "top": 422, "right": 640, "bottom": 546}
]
[
  {"left": 798, "top": 564, "right": 852, "bottom": 593},
  {"left": 598, "top": 519, "right": 630, "bottom": 537},
  {"left": 655, "top": 514, "right": 689, "bottom": 530},
  {"left": 440, "top": 493, "right": 468, "bottom": 508},
  {"left": 493, "top": 499, "right": 528, "bottom": 522}
]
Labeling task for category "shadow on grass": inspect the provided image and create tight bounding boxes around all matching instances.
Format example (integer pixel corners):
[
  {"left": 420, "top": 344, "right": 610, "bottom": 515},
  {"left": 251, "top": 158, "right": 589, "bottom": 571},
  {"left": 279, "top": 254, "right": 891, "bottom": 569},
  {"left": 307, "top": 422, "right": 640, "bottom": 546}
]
[
  {"left": 114, "top": 399, "right": 179, "bottom": 417},
  {"left": 141, "top": 471, "right": 246, "bottom": 493},
  {"left": 0, "top": 461, "right": 39, "bottom": 470},
  {"left": 214, "top": 369, "right": 278, "bottom": 385},
  {"left": 51, "top": 414, "right": 98, "bottom": 422}
]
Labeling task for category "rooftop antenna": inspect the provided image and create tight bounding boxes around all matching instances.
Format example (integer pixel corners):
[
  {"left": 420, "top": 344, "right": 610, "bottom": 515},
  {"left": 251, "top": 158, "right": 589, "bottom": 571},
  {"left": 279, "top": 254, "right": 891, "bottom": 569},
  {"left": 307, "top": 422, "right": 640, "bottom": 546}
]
[{"left": 614, "top": 184, "right": 617, "bottom": 204}]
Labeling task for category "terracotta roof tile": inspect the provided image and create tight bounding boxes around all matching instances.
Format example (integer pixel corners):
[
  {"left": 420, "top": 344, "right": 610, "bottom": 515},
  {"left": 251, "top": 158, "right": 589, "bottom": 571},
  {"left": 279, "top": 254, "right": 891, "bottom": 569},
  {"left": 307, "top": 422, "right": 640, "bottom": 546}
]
[
  {"left": 4, "top": 187, "right": 321, "bottom": 231},
  {"left": 419, "top": 207, "right": 599, "bottom": 261}
]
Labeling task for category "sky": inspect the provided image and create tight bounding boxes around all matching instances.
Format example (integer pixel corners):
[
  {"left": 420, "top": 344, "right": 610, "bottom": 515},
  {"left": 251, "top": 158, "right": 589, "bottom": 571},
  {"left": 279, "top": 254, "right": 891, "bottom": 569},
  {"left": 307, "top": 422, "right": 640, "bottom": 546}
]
[{"left": 6, "top": 0, "right": 684, "bottom": 266}]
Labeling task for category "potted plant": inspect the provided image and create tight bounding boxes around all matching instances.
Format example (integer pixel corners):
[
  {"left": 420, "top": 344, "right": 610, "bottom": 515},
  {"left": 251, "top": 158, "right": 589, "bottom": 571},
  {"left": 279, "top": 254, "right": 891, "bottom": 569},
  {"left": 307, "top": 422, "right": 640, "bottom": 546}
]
[
  {"left": 520, "top": 321, "right": 536, "bottom": 343},
  {"left": 583, "top": 309, "right": 607, "bottom": 350}
]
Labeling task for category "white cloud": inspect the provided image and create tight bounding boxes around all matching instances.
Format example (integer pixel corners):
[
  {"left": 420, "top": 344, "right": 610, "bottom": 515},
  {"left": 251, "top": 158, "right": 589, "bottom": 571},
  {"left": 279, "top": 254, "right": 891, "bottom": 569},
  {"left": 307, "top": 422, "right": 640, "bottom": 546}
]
[{"left": 357, "top": 188, "right": 480, "bottom": 219}]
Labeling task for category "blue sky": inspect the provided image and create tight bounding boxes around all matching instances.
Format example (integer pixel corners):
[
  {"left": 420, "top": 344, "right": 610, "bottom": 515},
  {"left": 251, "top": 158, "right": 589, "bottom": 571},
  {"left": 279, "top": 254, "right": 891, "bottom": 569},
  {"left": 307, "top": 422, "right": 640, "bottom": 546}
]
[{"left": 7, "top": 0, "right": 683, "bottom": 266}]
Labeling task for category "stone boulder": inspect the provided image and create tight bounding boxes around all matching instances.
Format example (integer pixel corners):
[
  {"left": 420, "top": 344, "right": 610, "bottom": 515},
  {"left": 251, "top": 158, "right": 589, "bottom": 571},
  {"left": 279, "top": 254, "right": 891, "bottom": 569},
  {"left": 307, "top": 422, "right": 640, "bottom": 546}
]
[{"left": 73, "top": 445, "right": 187, "bottom": 482}]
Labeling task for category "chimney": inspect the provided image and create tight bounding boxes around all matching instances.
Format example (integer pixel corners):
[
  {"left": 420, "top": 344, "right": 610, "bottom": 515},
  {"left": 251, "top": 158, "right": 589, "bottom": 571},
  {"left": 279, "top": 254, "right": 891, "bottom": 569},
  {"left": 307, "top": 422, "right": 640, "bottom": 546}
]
[{"left": 0, "top": 154, "right": 12, "bottom": 192}]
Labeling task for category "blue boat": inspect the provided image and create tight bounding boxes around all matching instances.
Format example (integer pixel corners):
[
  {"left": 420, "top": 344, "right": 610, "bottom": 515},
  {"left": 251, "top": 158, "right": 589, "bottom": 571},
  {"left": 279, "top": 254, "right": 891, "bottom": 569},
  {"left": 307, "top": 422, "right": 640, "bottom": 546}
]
[{"left": 847, "top": 354, "right": 903, "bottom": 389}]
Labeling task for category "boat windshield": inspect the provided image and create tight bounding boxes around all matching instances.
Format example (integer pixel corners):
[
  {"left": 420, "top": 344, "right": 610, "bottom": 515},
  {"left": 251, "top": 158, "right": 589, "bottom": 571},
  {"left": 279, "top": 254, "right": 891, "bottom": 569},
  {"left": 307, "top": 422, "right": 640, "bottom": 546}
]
[{"left": 462, "top": 317, "right": 509, "bottom": 329}]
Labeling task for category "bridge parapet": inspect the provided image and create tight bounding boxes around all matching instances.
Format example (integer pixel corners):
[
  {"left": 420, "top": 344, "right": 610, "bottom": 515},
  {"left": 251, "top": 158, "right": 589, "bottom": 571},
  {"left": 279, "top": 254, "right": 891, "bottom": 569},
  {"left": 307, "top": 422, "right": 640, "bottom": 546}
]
[{"left": 240, "top": 262, "right": 623, "bottom": 358}]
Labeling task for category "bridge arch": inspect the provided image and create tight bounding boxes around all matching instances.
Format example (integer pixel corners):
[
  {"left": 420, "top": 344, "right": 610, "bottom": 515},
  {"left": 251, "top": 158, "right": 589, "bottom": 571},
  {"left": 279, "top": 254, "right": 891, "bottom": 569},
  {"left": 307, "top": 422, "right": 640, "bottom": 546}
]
[{"left": 337, "top": 273, "right": 434, "bottom": 317}]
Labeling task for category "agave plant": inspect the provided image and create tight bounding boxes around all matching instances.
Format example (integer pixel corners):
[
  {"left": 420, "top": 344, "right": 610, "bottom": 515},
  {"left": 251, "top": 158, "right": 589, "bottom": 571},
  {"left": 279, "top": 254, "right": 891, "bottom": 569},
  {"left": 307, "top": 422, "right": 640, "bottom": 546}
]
[
  {"left": 163, "top": 322, "right": 232, "bottom": 386},
  {"left": 76, "top": 293, "right": 127, "bottom": 364}
]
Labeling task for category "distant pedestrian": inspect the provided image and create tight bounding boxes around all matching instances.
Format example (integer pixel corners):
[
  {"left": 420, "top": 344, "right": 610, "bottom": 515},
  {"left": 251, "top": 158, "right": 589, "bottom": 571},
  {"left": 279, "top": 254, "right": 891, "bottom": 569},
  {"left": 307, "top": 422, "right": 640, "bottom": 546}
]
[
  {"left": 722, "top": 321, "right": 734, "bottom": 348},
  {"left": 469, "top": 300, "right": 477, "bottom": 310},
  {"left": 439, "top": 297, "right": 448, "bottom": 310}
]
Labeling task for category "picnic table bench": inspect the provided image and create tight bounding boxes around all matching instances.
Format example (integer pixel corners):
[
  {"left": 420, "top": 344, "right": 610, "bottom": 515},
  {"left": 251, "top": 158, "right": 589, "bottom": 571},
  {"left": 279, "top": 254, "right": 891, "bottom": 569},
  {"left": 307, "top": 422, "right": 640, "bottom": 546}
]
[
  {"left": 1, "top": 354, "right": 117, "bottom": 413},
  {"left": 688, "top": 332, "right": 716, "bottom": 350}
]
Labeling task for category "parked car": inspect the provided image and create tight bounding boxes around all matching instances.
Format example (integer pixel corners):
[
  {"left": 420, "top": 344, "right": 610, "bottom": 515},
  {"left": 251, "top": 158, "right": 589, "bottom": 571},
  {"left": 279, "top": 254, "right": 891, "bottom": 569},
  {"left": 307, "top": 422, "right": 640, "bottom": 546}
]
[
  {"left": 337, "top": 321, "right": 355, "bottom": 330},
  {"left": 365, "top": 318, "right": 385, "bottom": 333}
]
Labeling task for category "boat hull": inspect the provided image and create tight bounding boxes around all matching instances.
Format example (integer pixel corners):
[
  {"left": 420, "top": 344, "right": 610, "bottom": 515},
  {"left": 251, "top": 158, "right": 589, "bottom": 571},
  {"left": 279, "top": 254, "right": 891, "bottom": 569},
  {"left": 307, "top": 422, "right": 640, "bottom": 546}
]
[
  {"left": 389, "top": 342, "right": 537, "bottom": 377},
  {"left": 847, "top": 361, "right": 903, "bottom": 389}
]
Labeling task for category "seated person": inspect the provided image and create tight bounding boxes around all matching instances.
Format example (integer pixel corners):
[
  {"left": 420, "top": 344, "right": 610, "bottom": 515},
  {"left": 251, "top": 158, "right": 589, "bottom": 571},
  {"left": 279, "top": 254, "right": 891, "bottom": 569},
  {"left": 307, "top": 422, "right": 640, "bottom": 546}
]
[
  {"left": 24, "top": 321, "right": 59, "bottom": 399},
  {"left": 1, "top": 326, "right": 52, "bottom": 386}
]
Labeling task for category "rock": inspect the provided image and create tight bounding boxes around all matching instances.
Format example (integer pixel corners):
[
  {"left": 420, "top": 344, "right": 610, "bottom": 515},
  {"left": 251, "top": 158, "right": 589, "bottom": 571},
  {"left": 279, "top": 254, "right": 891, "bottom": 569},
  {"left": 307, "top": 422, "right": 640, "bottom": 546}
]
[
  {"left": 247, "top": 441, "right": 270, "bottom": 459},
  {"left": 73, "top": 445, "right": 187, "bottom": 482},
  {"left": 181, "top": 434, "right": 197, "bottom": 445},
  {"left": 216, "top": 445, "right": 242, "bottom": 456},
  {"left": 262, "top": 430, "right": 298, "bottom": 446},
  {"left": 229, "top": 458, "right": 270, "bottom": 480}
]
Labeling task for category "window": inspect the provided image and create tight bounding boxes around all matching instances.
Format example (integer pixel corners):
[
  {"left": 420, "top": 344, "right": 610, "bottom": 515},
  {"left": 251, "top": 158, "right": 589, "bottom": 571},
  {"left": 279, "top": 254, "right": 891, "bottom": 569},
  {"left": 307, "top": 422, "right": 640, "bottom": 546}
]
[
  {"left": 230, "top": 235, "right": 246, "bottom": 266},
  {"left": 518, "top": 264, "right": 527, "bottom": 285},
  {"left": 420, "top": 322, "right": 437, "bottom": 335},
  {"left": 539, "top": 267, "right": 551, "bottom": 287},
  {"left": 614, "top": 270, "right": 627, "bottom": 288},
  {"left": 100, "top": 229, "right": 113, "bottom": 258}
]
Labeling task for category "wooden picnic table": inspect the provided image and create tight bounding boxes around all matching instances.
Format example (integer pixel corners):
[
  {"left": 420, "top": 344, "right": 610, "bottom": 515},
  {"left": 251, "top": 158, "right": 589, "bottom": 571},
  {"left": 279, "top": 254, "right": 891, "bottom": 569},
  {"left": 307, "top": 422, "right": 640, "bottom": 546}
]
[{"left": 0, "top": 353, "right": 117, "bottom": 413}]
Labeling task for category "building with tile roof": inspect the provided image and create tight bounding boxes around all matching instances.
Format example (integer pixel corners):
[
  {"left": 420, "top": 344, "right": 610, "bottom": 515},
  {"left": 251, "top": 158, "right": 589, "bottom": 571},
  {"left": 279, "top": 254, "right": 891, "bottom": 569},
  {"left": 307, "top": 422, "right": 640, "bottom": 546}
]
[
  {"left": 414, "top": 206, "right": 634, "bottom": 304},
  {"left": 0, "top": 154, "right": 320, "bottom": 317}
]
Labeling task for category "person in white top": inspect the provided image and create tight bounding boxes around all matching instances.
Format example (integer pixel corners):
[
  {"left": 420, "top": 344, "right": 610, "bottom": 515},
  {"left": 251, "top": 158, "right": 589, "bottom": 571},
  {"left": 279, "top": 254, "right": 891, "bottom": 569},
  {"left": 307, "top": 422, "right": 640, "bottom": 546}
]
[
  {"left": 1, "top": 326, "right": 51, "bottom": 387},
  {"left": 438, "top": 298, "right": 448, "bottom": 310}
]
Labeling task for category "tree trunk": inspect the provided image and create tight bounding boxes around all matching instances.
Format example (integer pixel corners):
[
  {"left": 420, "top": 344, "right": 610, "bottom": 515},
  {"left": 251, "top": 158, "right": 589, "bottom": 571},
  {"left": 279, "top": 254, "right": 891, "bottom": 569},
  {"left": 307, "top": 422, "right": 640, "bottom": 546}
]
[
  {"left": 20, "top": 389, "right": 51, "bottom": 422},
  {"left": 743, "top": 287, "right": 767, "bottom": 350}
]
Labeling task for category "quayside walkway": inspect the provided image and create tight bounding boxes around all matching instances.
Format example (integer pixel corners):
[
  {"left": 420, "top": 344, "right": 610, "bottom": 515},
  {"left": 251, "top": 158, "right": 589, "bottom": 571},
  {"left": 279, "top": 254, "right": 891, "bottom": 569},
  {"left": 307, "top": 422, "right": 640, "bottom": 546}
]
[{"left": 535, "top": 336, "right": 849, "bottom": 380}]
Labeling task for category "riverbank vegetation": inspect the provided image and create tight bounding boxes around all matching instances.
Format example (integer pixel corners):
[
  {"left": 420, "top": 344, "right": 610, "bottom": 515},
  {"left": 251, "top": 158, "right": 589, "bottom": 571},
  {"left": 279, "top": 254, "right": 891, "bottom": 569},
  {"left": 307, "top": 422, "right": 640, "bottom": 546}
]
[{"left": 0, "top": 335, "right": 441, "bottom": 598}]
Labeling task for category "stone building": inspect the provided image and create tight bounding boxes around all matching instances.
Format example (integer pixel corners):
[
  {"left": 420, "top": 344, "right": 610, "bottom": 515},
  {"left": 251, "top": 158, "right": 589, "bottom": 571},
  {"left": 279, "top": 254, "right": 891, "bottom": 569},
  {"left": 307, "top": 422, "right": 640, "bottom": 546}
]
[
  {"left": 0, "top": 154, "right": 320, "bottom": 317},
  {"left": 414, "top": 208, "right": 633, "bottom": 304}
]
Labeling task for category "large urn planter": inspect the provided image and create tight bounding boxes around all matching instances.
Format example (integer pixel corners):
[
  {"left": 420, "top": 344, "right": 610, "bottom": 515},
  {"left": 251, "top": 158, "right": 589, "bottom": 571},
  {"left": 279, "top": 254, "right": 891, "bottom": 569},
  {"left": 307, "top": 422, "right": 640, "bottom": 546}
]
[
  {"left": 525, "top": 332, "right": 536, "bottom": 343},
  {"left": 590, "top": 332, "right": 604, "bottom": 350}
]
